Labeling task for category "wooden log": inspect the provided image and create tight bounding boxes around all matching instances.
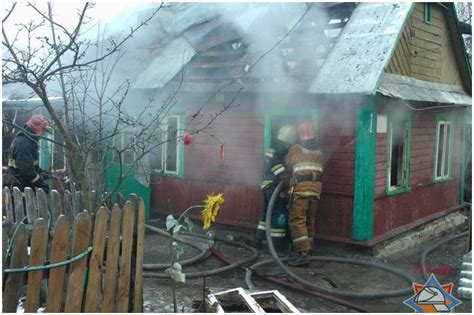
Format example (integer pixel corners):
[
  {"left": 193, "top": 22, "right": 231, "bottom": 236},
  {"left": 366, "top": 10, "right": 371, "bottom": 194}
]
[
  {"left": 64, "top": 211, "right": 92, "bottom": 312},
  {"left": 25, "top": 219, "right": 49, "bottom": 312},
  {"left": 3, "top": 187, "right": 14, "bottom": 223},
  {"left": 12, "top": 187, "right": 25, "bottom": 224},
  {"left": 49, "top": 190, "right": 62, "bottom": 224},
  {"left": 133, "top": 198, "right": 145, "bottom": 313},
  {"left": 24, "top": 187, "right": 38, "bottom": 225},
  {"left": 101, "top": 204, "right": 122, "bottom": 313},
  {"left": 36, "top": 188, "right": 49, "bottom": 220},
  {"left": 2, "top": 223, "right": 29, "bottom": 313},
  {"left": 64, "top": 190, "right": 74, "bottom": 222},
  {"left": 116, "top": 201, "right": 135, "bottom": 312},
  {"left": 45, "top": 215, "right": 70, "bottom": 313},
  {"left": 83, "top": 207, "right": 109, "bottom": 312}
]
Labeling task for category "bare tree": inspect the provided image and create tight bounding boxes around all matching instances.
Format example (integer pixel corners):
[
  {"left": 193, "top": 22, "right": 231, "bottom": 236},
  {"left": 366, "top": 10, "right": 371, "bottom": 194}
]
[{"left": 456, "top": 2, "right": 472, "bottom": 63}]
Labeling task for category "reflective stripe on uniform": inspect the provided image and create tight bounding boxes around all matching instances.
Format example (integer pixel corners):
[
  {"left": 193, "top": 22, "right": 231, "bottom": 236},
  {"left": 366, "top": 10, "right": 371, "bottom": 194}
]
[
  {"left": 31, "top": 174, "right": 40, "bottom": 183},
  {"left": 260, "top": 180, "right": 273, "bottom": 189},
  {"left": 294, "top": 191, "right": 320, "bottom": 197},
  {"left": 292, "top": 235, "right": 309, "bottom": 244},
  {"left": 271, "top": 164, "right": 286, "bottom": 176},
  {"left": 292, "top": 162, "right": 323, "bottom": 173},
  {"left": 265, "top": 152, "right": 274, "bottom": 158},
  {"left": 8, "top": 159, "right": 16, "bottom": 168},
  {"left": 33, "top": 160, "right": 39, "bottom": 166}
]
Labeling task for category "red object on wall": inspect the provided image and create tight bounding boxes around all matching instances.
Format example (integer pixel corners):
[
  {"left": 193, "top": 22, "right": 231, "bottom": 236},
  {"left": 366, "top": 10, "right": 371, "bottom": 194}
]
[{"left": 181, "top": 133, "right": 193, "bottom": 145}]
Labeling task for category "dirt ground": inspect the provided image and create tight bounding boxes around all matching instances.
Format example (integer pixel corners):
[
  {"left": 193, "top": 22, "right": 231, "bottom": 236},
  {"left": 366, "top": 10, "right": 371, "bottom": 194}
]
[{"left": 142, "top": 220, "right": 472, "bottom": 313}]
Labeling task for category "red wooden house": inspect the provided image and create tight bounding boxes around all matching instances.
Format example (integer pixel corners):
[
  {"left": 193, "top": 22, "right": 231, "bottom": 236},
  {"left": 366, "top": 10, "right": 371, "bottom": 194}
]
[{"left": 129, "top": 2, "right": 471, "bottom": 245}]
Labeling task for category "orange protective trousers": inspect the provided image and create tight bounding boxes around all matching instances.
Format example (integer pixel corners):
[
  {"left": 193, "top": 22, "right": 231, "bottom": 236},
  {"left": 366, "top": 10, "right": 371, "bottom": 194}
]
[{"left": 288, "top": 194, "right": 317, "bottom": 253}]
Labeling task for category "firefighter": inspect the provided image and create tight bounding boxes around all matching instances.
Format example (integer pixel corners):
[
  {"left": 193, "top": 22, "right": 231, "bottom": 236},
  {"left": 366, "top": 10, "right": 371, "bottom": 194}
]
[
  {"left": 255, "top": 125, "right": 298, "bottom": 248},
  {"left": 286, "top": 121, "right": 324, "bottom": 266},
  {"left": 7, "top": 115, "right": 52, "bottom": 193}
]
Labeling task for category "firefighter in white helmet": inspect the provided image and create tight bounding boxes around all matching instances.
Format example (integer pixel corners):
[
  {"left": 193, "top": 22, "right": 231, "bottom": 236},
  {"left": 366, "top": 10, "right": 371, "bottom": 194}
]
[
  {"left": 286, "top": 121, "right": 324, "bottom": 266},
  {"left": 255, "top": 125, "right": 298, "bottom": 248}
]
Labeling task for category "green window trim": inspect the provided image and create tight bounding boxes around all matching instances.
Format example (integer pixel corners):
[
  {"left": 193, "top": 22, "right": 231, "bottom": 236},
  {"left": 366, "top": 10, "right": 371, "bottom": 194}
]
[
  {"left": 433, "top": 113, "right": 455, "bottom": 183},
  {"left": 424, "top": 3, "right": 433, "bottom": 24},
  {"left": 385, "top": 113, "right": 412, "bottom": 196},
  {"left": 152, "top": 113, "right": 185, "bottom": 179},
  {"left": 263, "top": 108, "right": 318, "bottom": 154}
]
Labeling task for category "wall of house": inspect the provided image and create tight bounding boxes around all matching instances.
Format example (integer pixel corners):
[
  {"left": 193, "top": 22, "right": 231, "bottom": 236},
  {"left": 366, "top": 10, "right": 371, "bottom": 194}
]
[
  {"left": 385, "top": 3, "right": 463, "bottom": 86},
  {"left": 151, "top": 93, "right": 357, "bottom": 241},
  {"left": 373, "top": 108, "right": 462, "bottom": 239}
]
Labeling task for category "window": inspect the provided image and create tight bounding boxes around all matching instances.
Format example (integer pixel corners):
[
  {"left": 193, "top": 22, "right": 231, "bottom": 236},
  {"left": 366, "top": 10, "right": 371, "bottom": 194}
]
[
  {"left": 386, "top": 114, "right": 411, "bottom": 194},
  {"left": 113, "top": 130, "right": 136, "bottom": 165},
  {"left": 51, "top": 129, "right": 66, "bottom": 171},
  {"left": 434, "top": 115, "right": 453, "bottom": 181},
  {"left": 424, "top": 3, "right": 432, "bottom": 24},
  {"left": 150, "top": 115, "right": 183, "bottom": 176}
]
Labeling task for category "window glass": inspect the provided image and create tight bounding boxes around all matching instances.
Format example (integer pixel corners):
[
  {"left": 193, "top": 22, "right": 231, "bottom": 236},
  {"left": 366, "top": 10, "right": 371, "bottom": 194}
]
[
  {"left": 165, "top": 117, "right": 178, "bottom": 173},
  {"left": 435, "top": 120, "right": 452, "bottom": 180}
]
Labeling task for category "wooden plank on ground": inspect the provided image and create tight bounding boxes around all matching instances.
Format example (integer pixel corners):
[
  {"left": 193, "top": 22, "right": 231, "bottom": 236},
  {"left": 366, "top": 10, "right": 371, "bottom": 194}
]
[
  {"left": 3, "top": 187, "right": 14, "bottom": 223},
  {"left": 64, "top": 211, "right": 92, "bottom": 313},
  {"left": 45, "top": 215, "right": 70, "bottom": 313},
  {"left": 116, "top": 201, "right": 135, "bottom": 312},
  {"left": 101, "top": 204, "right": 122, "bottom": 312},
  {"left": 12, "top": 187, "right": 25, "bottom": 224},
  {"left": 24, "top": 187, "right": 38, "bottom": 224},
  {"left": 49, "top": 190, "right": 62, "bottom": 224},
  {"left": 36, "top": 188, "right": 49, "bottom": 220},
  {"left": 25, "top": 218, "right": 49, "bottom": 312},
  {"left": 133, "top": 198, "right": 145, "bottom": 312},
  {"left": 84, "top": 207, "right": 109, "bottom": 312},
  {"left": 64, "top": 190, "right": 74, "bottom": 222},
  {"left": 2, "top": 223, "right": 29, "bottom": 313}
]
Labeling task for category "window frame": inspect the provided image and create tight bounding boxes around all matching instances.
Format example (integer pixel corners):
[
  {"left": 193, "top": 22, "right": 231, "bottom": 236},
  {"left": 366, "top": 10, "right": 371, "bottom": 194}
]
[
  {"left": 424, "top": 3, "right": 433, "bottom": 24},
  {"left": 152, "top": 114, "right": 185, "bottom": 178},
  {"left": 433, "top": 113, "right": 454, "bottom": 182},
  {"left": 385, "top": 113, "right": 412, "bottom": 196},
  {"left": 112, "top": 129, "right": 137, "bottom": 165}
]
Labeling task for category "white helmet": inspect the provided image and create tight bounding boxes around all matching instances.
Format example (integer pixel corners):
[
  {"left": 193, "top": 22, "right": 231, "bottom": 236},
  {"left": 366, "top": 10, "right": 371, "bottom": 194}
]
[{"left": 277, "top": 125, "right": 297, "bottom": 145}]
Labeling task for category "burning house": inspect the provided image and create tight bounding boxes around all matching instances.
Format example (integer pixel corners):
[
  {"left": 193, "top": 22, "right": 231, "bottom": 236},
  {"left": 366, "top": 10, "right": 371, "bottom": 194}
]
[
  {"left": 130, "top": 2, "right": 471, "bottom": 245},
  {"left": 3, "top": 2, "right": 471, "bottom": 246}
]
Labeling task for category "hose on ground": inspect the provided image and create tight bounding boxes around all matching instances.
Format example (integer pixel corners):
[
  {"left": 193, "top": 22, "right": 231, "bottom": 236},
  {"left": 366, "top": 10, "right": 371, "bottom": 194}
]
[
  {"left": 260, "top": 181, "right": 417, "bottom": 299},
  {"left": 142, "top": 226, "right": 211, "bottom": 270},
  {"left": 420, "top": 231, "right": 469, "bottom": 280},
  {"left": 143, "top": 224, "right": 259, "bottom": 279},
  {"left": 211, "top": 246, "right": 371, "bottom": 313}
]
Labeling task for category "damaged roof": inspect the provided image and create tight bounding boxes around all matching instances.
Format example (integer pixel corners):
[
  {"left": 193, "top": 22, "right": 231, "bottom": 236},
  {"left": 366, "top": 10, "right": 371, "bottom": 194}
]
[{"left": 309, "top": 2, "right": 413, "bottom": 95}]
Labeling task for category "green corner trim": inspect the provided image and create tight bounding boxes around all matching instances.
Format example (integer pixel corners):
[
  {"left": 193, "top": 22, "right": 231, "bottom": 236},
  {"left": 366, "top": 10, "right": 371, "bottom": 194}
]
[
  {"left": 352, "top": 98, "right": 376, "bottom": 241},
  {"left": 460, "top": 110, "right": 467, "bottom": 203},
  {"left": 385, "top": 113, "right": 412, "bottom": 196}
]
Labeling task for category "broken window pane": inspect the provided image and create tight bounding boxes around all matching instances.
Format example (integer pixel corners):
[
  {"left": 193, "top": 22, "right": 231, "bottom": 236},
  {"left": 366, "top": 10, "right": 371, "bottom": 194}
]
[{"left": 390, "top": 119, "right": 407, "bottom": 189}]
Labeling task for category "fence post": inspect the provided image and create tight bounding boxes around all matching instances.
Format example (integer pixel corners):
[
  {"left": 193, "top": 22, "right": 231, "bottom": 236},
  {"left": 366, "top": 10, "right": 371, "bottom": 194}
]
[
  {"left": 12, "top": 187, "right": 25, "bottom": 224},
  {"left": 49, "top": 190, "right": 62, "bottom": 224},
  {"left": 3, "top": 187, "right": 14, "bottom": 224},
  {"left": 133, "top": 197, "right": 145, "bottom": 312},
  {"left": 36, "top": 188, "right": 49, "bottom": 220},
  {"left": 45, "top": 215, "right": 70, "bottom": 313},
  {"left": 25, "top": 219, "right": 49, "bottom": 312},
  {"left": 3, "top": 223, "right": 29, "bottom": 313},
  {"left": 64, "top": 211, "right": 92, "bottom": 312},
  {"left": 24, "top": 187, "right": 38, "bottom": 224},
  {"left": 117, "top": 201, "right": 135, "bottom": 312}
]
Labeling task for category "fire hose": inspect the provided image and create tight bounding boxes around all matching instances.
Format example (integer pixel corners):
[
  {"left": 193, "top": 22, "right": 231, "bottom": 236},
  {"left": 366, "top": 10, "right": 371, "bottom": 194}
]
[
  {"left": 251, "top": 181, "right": 417, "bottom": 299},
  {"left": 143, "top": 224, "right": 370, "bottom": 312}
]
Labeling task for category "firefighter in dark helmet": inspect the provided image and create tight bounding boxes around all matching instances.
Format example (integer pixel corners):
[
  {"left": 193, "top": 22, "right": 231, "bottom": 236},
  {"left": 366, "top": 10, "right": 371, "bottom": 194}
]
[
  {"left": 286, "top": 121, "right": 324, "bottom": 266},
  {"left": 8, "top": 115, "right": 53, "bottom": 193},
  {"left": 255, "top": 125, "right": 298, "bottom": 248}
]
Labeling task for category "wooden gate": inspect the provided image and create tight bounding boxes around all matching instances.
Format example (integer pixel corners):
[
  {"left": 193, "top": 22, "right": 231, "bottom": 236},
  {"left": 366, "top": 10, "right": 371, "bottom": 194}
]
[{"left": 2, "top": 187, "right": 145, "bottom": 313}]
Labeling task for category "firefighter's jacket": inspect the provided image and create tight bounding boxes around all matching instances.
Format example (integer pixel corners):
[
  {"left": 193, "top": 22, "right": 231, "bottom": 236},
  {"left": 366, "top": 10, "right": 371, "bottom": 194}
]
[
  {"left": 8, "top": 131, "right": 46, "bottom": 189},
  {"left": 260, "top": 140, "right": 290, "bottom": 190},
  {"left": 286, "top": 142, "right": 324, "bottom": 199}
]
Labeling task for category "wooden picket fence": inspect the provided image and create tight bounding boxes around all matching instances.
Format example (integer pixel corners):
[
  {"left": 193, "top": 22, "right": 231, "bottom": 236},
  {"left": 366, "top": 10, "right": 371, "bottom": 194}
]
[{"left": 2, "top": 187, "right": 145, "bottom": 313}]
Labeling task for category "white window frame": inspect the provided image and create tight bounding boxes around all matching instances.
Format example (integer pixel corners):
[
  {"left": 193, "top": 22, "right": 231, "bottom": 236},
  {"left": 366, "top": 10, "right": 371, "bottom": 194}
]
[
  {"left": 113, "top": 129, "right": 136, "bottom": 165},
  {"left": 154, "top": 115, "right": 181, "bottom": 176},
  {"left": 434, "top": 120, "right": 452, "bottom": 181}
]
